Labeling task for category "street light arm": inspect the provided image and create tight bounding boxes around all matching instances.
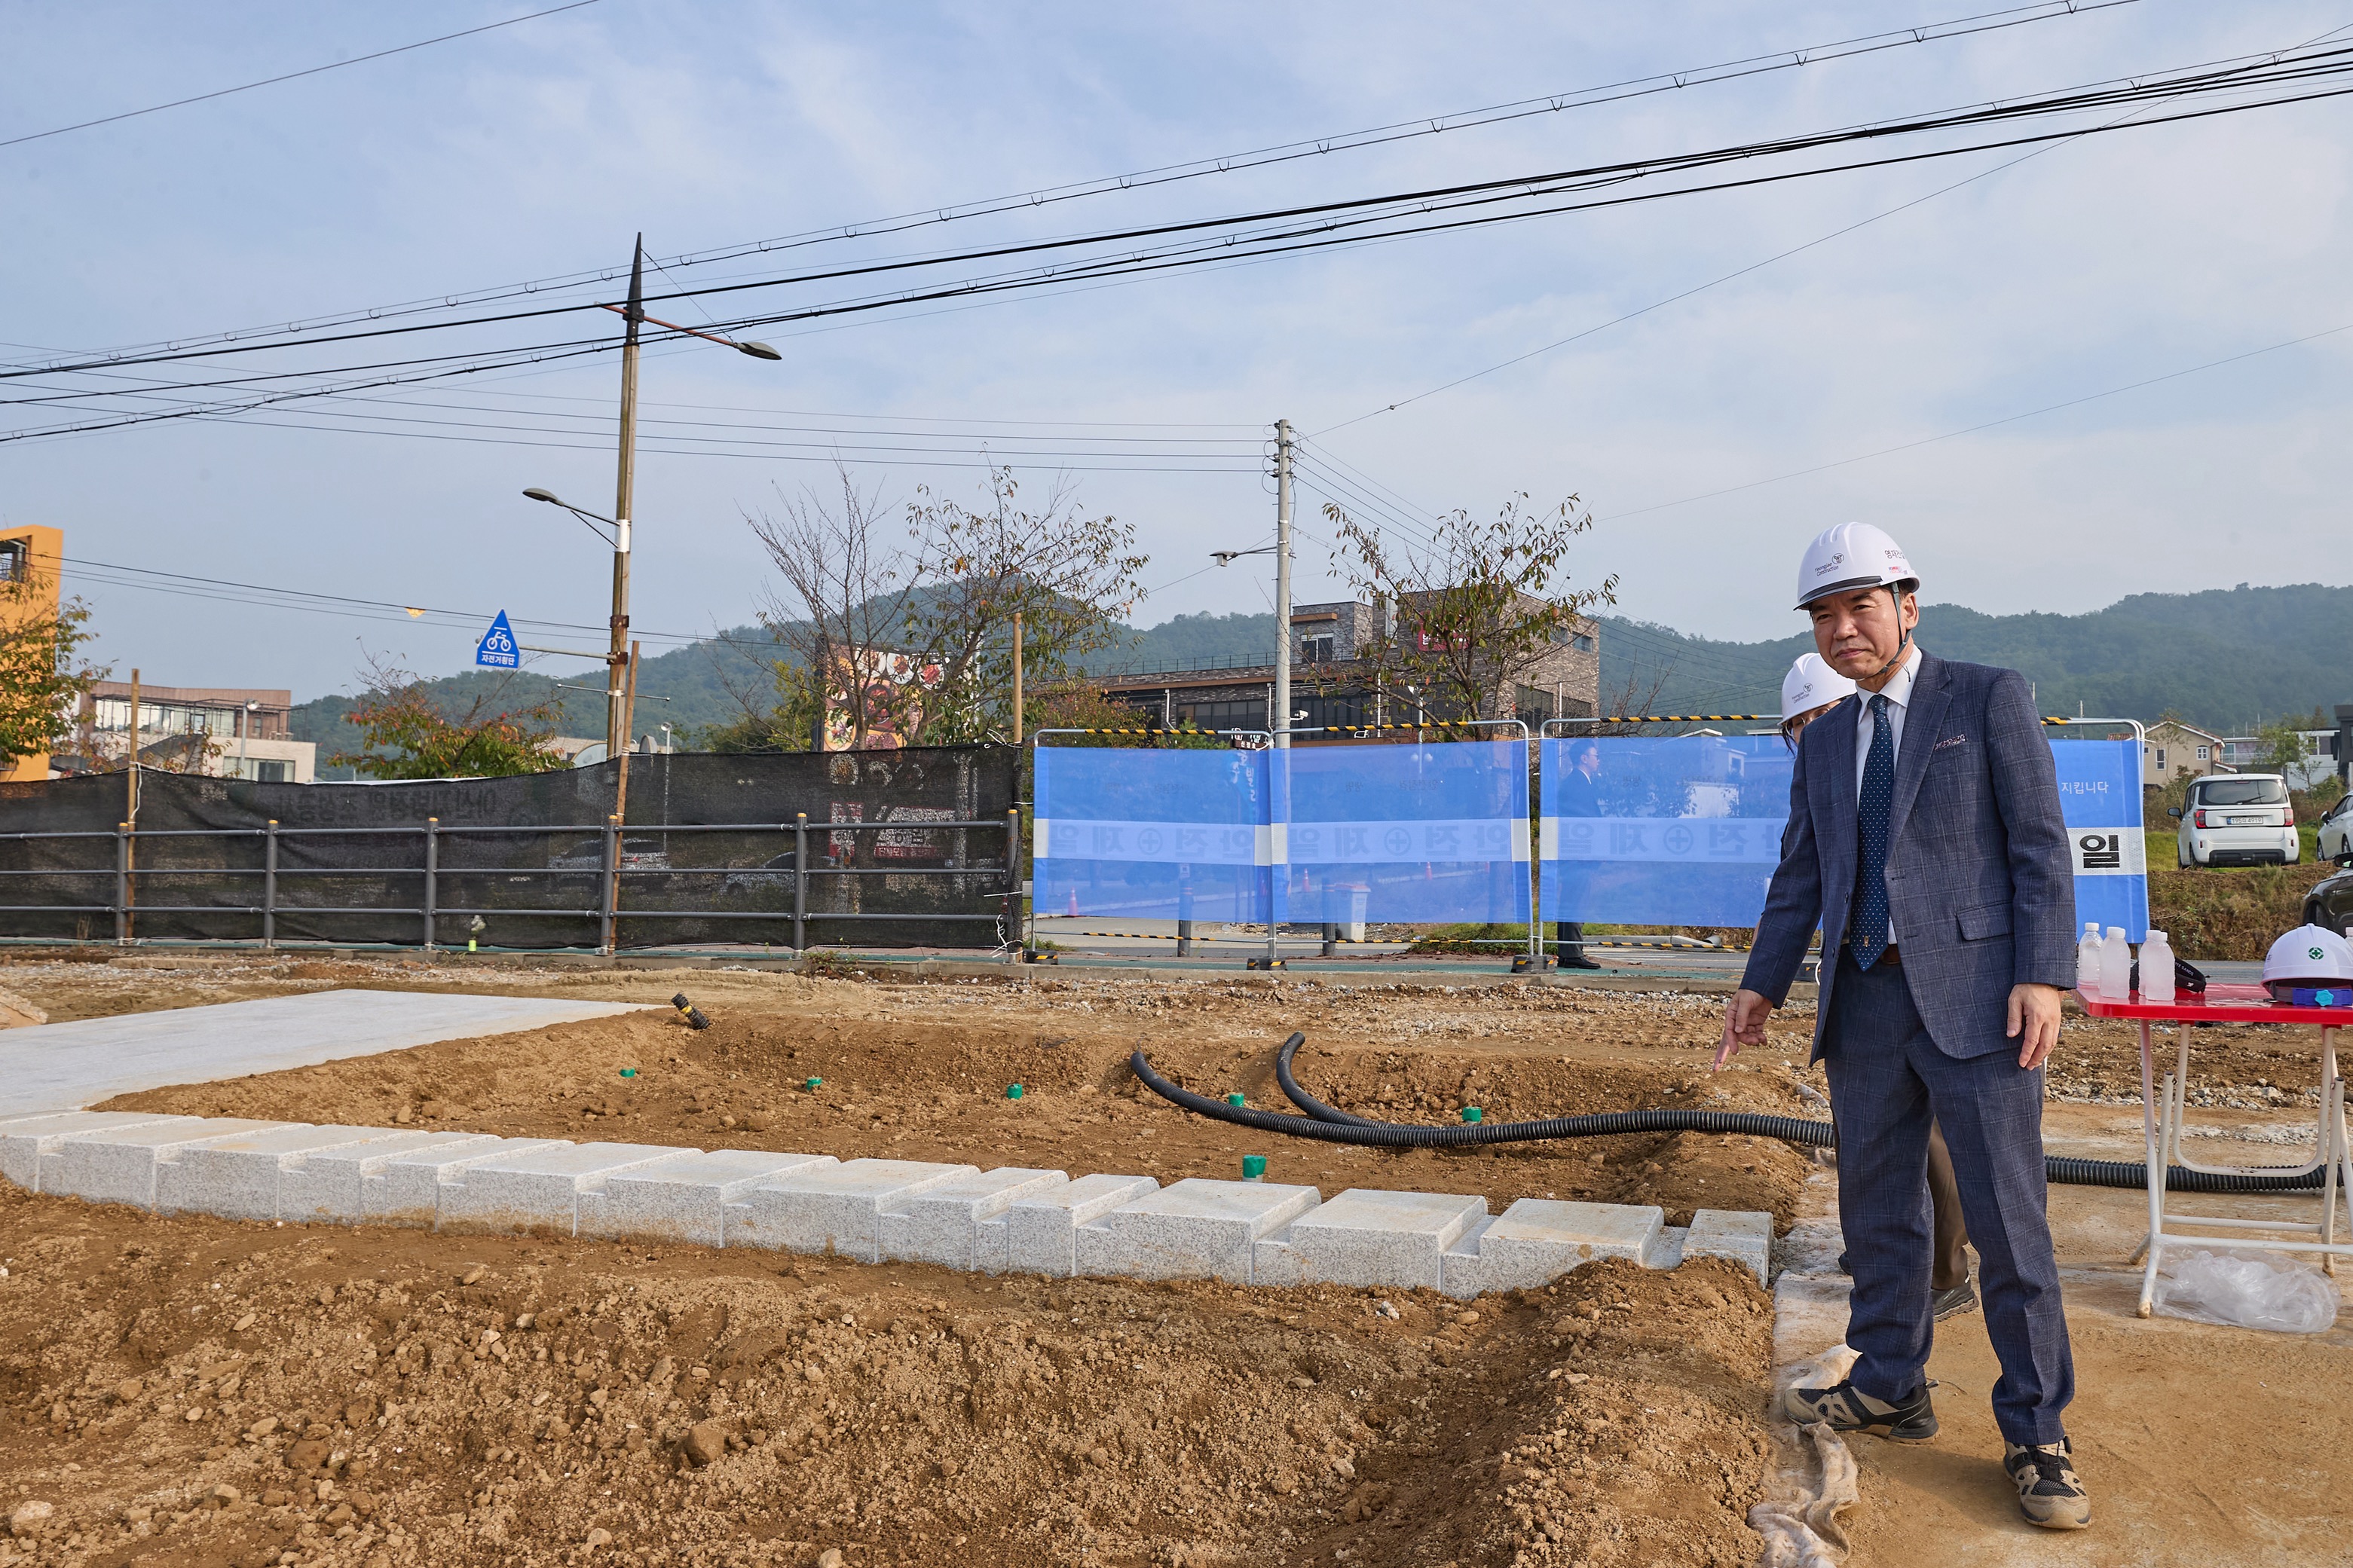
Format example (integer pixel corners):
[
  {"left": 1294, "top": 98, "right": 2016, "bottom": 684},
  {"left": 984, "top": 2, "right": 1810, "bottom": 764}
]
[
  {"left": 522, "top": 488, "right": 620, "bottom": 546},
  {"left": 597, "top": 302, "right": 779, "bottom": 359}
]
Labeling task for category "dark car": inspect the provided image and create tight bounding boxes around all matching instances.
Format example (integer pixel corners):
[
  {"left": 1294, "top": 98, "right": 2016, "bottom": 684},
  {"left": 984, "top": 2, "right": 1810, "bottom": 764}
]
[{"left": 2303, "top": 854, "right": 2353, "bottom": 939}]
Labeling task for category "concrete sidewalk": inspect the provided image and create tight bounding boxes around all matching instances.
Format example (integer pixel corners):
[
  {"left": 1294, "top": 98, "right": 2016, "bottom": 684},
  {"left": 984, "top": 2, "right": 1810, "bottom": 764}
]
[{"left": 0, "top": 990, "right": 644, "bottom": 1116}]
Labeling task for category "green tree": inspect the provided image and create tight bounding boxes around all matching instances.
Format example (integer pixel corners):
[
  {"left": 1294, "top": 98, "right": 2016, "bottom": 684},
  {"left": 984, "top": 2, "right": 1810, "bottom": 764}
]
[
  {"left": 0, "top": 570, "right": 106, "bottom": 769},
  {"left": 2254, "top": 714, "right": 2310, "bottom": 778},
  {"left": 332, "top": 659, "right": 567, "bottom": 779},
  {"left": 1323, "top": 491, "right": 1617, "bottom": 726}
]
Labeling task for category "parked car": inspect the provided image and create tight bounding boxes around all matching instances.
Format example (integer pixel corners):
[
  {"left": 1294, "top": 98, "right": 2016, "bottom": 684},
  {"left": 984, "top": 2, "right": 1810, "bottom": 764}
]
[
  {"left": 2303, "top": 863, "right": 2353, "bottom": 937},
  {"left": 2319, "top": 792, "right": 2353, "bottom": 863},
  {"left": 2171, "top": 772, "right": 2298, "bottom": 867}
]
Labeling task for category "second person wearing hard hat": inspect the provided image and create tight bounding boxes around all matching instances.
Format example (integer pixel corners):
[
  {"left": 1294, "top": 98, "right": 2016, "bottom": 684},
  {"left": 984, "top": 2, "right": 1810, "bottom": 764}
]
[
  {"left": 1726, "top": 524, "right": 2086, "bottom": 1531},
  {"left": 1782, "top": 653, "right": 1978, "bottom": 1324}
]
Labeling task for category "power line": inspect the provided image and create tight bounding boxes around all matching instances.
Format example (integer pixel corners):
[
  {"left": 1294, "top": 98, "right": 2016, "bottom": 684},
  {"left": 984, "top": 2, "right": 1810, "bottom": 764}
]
[
  {"left": 14, "top": 44, "right": 2353, "bottom": 449},
  {"left": 1317, "top": 18, "right": 2353, "bottom": 433},
  {"left": 19, "top": 35, "right": 2338, "bottom": 385},
  {"left": 5, "top": 0, "right": 2131, "bottom": 363},
  {"left": 0, "top": 2, "right": 600, "bottom": 150}
]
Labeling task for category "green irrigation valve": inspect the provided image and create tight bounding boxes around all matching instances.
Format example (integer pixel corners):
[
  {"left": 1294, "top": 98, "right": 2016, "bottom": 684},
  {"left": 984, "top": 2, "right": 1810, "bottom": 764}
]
[
  {"left": 618, "top": 1068, "right": 637, "bottom": 1079},
  {"left": 803, "top": 1077, "right": 823, "bottom": 1092},
  {"left": 1226, "top": 1092, "right": 1247, "bottom": 1108},
  {"left": 1460, "top": 1106, "right": 1483, "bottom": 1123},
  {"left": 1241, "top": 1155, "right": 1268, "bottom": 1181},
  {"left": 1006, "top": 1084, "right": 1025, "bottom": 1100}
]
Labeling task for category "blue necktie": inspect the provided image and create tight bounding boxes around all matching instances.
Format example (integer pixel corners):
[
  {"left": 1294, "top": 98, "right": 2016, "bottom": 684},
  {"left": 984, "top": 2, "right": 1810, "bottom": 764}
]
[{"left": 1851, "top": 693, "right": 1893, "bottom": 969}]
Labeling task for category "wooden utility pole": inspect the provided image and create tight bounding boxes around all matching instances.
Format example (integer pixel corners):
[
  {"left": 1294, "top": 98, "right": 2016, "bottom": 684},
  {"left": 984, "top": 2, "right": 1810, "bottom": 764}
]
[
  {"left": 1011, "top": 612, "right": 1024, "bottom": 744},
  {"left": 124, "top": 668, "right": 140, "bottom": 940},
  {"left": 614, "top": 638, "right": 643, "bottom": 824},
  {"left": 607, "top": 638, "right": 643, "bottom": 945},
  {"left": 605, "top": 236, "right": 644, "bottom": 756}
]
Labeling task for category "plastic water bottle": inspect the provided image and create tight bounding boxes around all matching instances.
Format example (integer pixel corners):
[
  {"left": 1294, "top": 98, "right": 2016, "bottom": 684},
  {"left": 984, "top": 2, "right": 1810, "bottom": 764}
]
[
  {"left": 2141, "top": 930, "right": 2176, "bottom": 1003},
  {"left": 2076, "top": 922, "right": 2103, "bottom": 992},
  {"left": 2099, "top": 926, "right": 2131, "bottom": 1001}
]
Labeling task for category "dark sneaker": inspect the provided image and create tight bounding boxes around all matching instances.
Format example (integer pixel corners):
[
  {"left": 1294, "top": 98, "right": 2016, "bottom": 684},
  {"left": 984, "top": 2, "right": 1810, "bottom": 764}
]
[
  {"left": 2005, "top": 1438, "right": 2091, "bottom": 1530},
  {"left": 1931, "top": 1279, "right": 1980, "bottom": 1322},
  {"left": 1557, "top": 954, "right": 1602, "bottom": 970},
  {"left": 1779, "top": 1379, "right": 1938, "bottom": 1441}
]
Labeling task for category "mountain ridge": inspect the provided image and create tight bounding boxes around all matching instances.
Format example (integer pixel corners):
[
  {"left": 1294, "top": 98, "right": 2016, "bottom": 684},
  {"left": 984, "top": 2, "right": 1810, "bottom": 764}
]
[{"left": 293, "top": 582, "right": 2353, "bottom": 772}]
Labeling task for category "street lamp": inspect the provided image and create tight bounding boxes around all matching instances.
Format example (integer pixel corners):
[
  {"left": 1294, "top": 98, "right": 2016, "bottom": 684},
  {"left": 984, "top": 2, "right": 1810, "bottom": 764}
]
[{"left": 528, "top": 234, "right": 780, "bottom": 756}]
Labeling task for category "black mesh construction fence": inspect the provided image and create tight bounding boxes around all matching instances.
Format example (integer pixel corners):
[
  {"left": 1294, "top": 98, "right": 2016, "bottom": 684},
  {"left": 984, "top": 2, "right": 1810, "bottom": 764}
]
[{"left": 0, "top": 747, "right": 1017, "bottom": 951}]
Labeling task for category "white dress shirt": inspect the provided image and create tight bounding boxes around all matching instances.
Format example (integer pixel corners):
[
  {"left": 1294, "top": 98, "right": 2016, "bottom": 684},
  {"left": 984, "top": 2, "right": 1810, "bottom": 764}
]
[{"left": 1853, "top": 641, "right": 1921, "bottom": 944}]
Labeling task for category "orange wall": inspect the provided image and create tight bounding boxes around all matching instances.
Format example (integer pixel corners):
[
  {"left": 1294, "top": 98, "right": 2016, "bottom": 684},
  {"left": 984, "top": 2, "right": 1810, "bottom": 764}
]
[{"left": 2, "top": 525, "right": 67, "bottom": 784}]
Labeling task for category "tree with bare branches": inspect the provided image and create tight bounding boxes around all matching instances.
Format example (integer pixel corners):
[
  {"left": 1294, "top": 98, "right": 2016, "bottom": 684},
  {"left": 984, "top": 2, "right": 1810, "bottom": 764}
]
[
  {"left": 742, "top": 463, "right": 1146, "bottom": 750},
  {"left": 744, "top": 466, "right": 919, "bottom": 752},
  {"left": 901, "top": 466, "right": 1146, "bottom": 744},
  {"left": 1323, "top": 491, "right": 1615, "bottom": 727}
]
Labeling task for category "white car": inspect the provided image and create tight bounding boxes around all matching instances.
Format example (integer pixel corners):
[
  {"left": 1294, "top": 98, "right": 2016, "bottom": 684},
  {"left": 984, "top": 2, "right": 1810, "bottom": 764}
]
[
  {"left": 2173, "top": 773, "right": 2298, "bottom": 868},
  {"left": 2320, "top": 792, "right": 2353, "bottom": 863}
]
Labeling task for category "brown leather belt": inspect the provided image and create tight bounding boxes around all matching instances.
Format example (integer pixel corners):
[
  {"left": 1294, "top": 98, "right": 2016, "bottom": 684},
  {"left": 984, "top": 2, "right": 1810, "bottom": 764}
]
[{"left": 1880, "top": 944, "right": 1902, "bottom": 966}]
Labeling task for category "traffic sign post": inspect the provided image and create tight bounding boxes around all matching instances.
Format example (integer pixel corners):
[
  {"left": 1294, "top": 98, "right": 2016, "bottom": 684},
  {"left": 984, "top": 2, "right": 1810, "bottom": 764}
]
[{"left": 476, "top": 611, "right": 519, "bottom": 669}]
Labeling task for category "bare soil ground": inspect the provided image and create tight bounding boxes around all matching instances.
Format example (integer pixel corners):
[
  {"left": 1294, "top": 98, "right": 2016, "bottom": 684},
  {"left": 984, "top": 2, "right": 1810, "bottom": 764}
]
[{"left": 2, "top": 952, "right": 2345, "bottom": 1568}]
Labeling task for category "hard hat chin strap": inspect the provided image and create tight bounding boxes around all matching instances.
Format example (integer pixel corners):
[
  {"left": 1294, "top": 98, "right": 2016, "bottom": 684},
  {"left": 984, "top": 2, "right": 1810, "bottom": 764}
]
[{"left": 1865, "top": 585, "right": 1912, "bottom": 681}]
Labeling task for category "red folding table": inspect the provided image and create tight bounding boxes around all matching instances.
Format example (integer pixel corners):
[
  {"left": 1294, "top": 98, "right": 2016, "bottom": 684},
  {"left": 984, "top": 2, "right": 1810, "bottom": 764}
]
[{"left": 2076, "top": 983, "right": 2352, "bottom": 1316}]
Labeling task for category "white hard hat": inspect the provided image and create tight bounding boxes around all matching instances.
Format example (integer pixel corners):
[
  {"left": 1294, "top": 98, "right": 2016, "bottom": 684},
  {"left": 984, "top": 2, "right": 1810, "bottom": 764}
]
[
  {"left": 1780, "top": 653, "right": 1857, "bottom": 719},
  {"left": 1795, "top": 521, "right": 1919, "bottom": 610},
  {"left": 2262, "top": 924, "right": 2353, "bottom": 986}
]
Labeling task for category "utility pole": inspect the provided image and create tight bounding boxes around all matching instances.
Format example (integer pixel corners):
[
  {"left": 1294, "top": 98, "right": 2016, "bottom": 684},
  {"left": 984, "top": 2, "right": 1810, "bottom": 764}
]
[
  {"left": 1270, "top": 419, "right": 1295, "bottom": 970},
  {"left": 1274, "top": 419, "right": 1294, "bottom": 751},
  {"left": 1011, "top": 611, "right": 1024, "bottom": 744},
  {"left": 606, "top": 235, "right": 644, "bottom": 757}
]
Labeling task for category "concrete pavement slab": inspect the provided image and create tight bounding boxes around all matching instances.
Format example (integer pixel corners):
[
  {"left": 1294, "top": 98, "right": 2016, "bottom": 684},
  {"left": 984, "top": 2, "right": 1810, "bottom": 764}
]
[{"left": 0, "top": 989, "right": 647, "bottom": 1117}]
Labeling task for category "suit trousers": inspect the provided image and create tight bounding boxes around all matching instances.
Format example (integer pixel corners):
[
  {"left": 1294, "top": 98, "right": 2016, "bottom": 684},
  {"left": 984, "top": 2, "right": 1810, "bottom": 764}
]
[{"left": 1823, "top": 951, "right": 2074, "bottom": 1444}]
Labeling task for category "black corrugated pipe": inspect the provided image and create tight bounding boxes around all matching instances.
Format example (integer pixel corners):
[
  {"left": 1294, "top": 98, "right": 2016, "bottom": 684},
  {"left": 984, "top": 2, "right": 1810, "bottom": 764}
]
[{"left": 1128, "top": 1033, "right": 2332, "bottom": 1194}]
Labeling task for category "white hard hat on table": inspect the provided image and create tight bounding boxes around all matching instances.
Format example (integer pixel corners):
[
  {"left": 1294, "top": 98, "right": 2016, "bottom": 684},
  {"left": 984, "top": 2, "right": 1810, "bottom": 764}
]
[
  {"left": 1781, "top": 653, "right": 1857, "bottom": 717},
  {"left": 1795, "top": 521, "right": 1919, "bottom": 610},
  {"left": 2261, "top": 924, "right": 2353, "bottom": 986}
]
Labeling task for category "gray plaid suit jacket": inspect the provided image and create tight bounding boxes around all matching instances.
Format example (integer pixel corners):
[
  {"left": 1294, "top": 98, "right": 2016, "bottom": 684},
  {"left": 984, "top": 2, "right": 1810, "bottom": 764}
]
[{"left": 1742, "top": 652, "right": 2079, "bottom": 1062}]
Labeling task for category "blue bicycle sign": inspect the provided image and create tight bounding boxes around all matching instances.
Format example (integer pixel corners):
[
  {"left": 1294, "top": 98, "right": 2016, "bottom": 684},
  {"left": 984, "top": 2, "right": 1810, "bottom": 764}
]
[{"left": 476, "top": 611, "right": 520, "bottom": 668}]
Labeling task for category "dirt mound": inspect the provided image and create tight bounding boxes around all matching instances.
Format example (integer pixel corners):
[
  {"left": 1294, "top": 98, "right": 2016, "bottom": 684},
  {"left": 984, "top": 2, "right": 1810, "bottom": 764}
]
[{"left": 0, "top": 1183, "right": 1773, "bottom": 1567}]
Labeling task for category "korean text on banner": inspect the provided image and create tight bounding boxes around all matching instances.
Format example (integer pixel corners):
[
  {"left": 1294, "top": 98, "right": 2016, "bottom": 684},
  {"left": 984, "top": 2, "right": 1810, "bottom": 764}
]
[
  {"left": 1541, "top": 735, "right": 1793, "bottom": 928},
  {"left": 1284, "top": 738, "right": 1531, "bottom": 925},
  {"left": 1033, "top": 747, "right": 1273, "bottom": 922},
  {"left": 2050, "top": 735, "right": 2147, "bottom": 942}
]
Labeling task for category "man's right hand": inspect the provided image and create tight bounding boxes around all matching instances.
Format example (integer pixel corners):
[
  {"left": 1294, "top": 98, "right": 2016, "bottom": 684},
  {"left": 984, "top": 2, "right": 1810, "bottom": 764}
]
[{"left": 1718, "top": 989, "right": 1774, "bottom": 1070}]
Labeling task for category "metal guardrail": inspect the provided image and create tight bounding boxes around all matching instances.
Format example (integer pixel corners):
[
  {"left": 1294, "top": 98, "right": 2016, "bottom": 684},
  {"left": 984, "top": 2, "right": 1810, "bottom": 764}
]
[{"left": 0, "top": 808, "right": 1020, "bottom": 955}]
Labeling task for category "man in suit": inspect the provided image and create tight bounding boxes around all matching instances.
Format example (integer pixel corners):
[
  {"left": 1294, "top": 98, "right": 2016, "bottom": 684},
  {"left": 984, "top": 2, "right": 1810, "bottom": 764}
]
[
  {"left": 1718, "top": 523, "right": 2088, "bottom": 1531},
  {"left": 1554, "top": 738, "right": 1604, "bottom": 968}
]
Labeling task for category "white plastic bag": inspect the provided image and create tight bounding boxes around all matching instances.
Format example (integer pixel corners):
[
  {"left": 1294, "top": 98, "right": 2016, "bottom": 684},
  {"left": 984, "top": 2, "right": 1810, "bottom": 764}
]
[{"left": 2153, "top": 1248, "right": 2340, "bottom": 1334}]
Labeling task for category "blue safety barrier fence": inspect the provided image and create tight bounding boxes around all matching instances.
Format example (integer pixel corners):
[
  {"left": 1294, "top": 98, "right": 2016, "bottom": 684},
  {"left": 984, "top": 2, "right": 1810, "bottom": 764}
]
[
  {"left": 1540, "top": 730, "right": 2148, "bottom": 937},
  {"left": 1039, "top": 725, "right": 2146, "bottom": 943},
  {"left": 1033, "top": 747, "right": 1274, "bottom": 922},
  {"left": 1541, "top": 735, "right": 1793, "bottom": 927},
  {"left": 2049, "top": 735, "right": 2149, "bottom": 942},
  {"left": 1285, "top": 737, "right": 1530, "bottom": 925}
]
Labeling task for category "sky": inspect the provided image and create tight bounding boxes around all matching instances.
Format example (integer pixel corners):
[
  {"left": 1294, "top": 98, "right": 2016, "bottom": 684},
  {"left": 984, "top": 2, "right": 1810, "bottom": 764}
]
[{"left": 4, "top": 1, "right": 2350, "bottom": 702}]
